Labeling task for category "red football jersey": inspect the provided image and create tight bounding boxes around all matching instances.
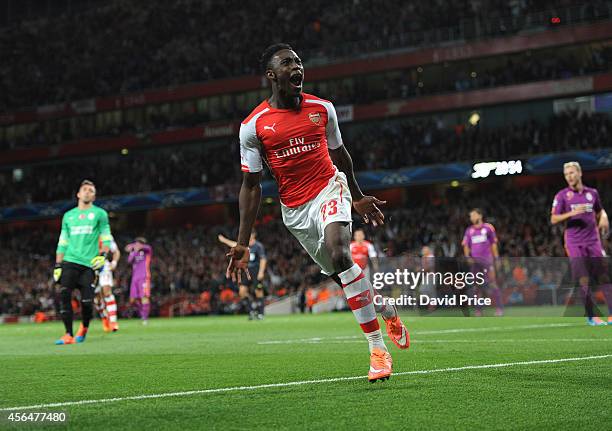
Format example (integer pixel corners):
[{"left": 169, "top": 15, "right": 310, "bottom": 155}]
[
  {"left": 350, "top": 240, "right": 377, "bottom": 270},
  {"left": 239, "top": 93, "right": 343, "bottom": 208}
]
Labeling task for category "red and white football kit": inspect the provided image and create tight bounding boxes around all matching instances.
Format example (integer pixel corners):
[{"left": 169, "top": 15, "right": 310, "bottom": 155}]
[
  {"left": 240, "top": 92, "right": 410, "bottom": 368},
  {"left": 350, "top": 239, "right": 378, "bottom": 280},
  {"left": 239, "top": 93, "right": 352, "bottom": 275},
  {"left": 350, "top": 240, "right": 377, "bottom": 270}
]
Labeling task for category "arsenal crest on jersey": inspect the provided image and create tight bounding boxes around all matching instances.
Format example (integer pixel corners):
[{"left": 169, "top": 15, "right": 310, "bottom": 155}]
[{"left": 308, "top": 112, "right": 321, "bottom": 125}]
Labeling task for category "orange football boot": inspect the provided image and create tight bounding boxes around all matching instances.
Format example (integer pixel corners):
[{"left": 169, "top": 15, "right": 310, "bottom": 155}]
[
  {"left": 101, "top": 317, "right": 112, "bottom": 333},
  {"left": 110, "top": 321, "right": 119, "bottom": 332},
  {"left": 384, "top": 315, "right": 410, "bottom": 350},
  {"left": 75, "top": 323, "right": 88, "bottom": 343},
  {"left": 55, "top": 333, "right": 75, "bottom": 345},
  {"left": 368, "top": 348, "right": 392, "bottom": 383}
]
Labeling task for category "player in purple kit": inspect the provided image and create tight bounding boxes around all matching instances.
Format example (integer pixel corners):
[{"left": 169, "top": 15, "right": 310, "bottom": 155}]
[
  {"left": 551, "top": 161, "right": 612, "bottom": 326},
  {"left": 125, "top": 237, "right": 153, "bottom": 325},
  {"left": 462, "top": 208, "right": 503, "bottom": 316}
]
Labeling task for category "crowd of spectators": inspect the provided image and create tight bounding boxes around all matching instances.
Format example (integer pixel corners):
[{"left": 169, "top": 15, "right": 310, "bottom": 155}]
[
  {"left": 1, "top": 42, "right": 609, "bottom": 153},
  {"left": 2, "top": 41, "right": 611, "bottom": 151},
  {"left": 0, "top": 142, "right": 241, "bottom": 206},
  {"left": 325, "top": 44, "right": 612, "bottom": 105},
  {"left": 1, "top": 0, "right": 607, "bottom": 110},
  {"left": 350, "top": 110, "right": 612, "bottom": 170},
  {"left": 2, "top": 110, "right": 611, "bottom": 207},
  {"left": 2, "top": 176, "right": 611, "bottom": 316}
]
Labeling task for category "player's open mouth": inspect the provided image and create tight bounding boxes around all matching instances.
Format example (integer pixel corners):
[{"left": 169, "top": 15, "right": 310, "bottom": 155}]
[{"left": 289, "top": 73, "right": 303, "bottom": 88}]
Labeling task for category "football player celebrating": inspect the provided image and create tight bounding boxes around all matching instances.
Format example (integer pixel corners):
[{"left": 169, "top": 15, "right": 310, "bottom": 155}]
[{"left": 226, "top": 44, "right": 409, "bottom": 383}]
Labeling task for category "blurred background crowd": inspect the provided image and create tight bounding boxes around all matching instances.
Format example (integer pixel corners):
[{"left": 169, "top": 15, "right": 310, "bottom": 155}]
[
  {"left": 2, "top": 0, "right": 612, "bottom": 319},
  {"left": 3, "top": 177, "right": 611, "bottom": 316},
  {"left": 2, "top": 0, "right": 608, "bottom": 110},
  {"left": 1, "top": 110, "right": 611, "bottom": 206}
]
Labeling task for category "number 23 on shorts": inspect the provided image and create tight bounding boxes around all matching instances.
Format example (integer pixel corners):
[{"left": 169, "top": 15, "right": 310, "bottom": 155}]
[{"left": 320, "top": 199, "right": 338, "bottom": 222}]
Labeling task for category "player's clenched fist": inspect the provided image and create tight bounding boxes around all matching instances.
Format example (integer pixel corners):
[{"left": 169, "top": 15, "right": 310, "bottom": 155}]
[
  {"left": 353, "top": 196, "right": 386, "bottom": 226},
  {"left": 226, "top": 245, "right": 251, "bottom": 283}
]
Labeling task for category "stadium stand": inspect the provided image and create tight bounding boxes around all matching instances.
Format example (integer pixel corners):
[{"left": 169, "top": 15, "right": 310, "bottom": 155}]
[
  {"left": 1, "top": 0, "right": 609, "bottom": 110},
  {"left": 1, "top": 0, "right": 612, "bottom": 321},
  {"left": 1, "top": 110, "right": 611, "bottom": 206},
  {"left": 3, "top": 177, "right": 612, "bottom": 316}
]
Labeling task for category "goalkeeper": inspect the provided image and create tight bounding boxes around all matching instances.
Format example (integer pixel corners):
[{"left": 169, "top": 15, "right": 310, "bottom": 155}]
[{"left": 53, "top": 180, "right": 113, "bottom": 345}]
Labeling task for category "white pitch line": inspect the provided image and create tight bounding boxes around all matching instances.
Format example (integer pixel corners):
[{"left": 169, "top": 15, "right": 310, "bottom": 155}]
[
  {"left": 287, "top": 338, "right": 612, "bottom": 345},
  {"left": 257, "top": 323, "right": 581, "bottom": 345},
  {"left": 1, "top": 354, "right": 610, "bottom": 412}
]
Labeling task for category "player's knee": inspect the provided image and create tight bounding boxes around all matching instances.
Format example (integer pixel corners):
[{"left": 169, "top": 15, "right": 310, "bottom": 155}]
[
  {"left": 59, "top": 286, "right": 71, "bottom": 304},
  {"left": 330, "top": 246, "right": 352, "bottom": 272},
  {"left": 330, "top": 274, "right": 342, "bottom": 287},
  {"left": 142, "top": 297, "right": 149, "bottom": 304},
  {"left": 102, "top": 286, "right": 112, "bottom": 296}
]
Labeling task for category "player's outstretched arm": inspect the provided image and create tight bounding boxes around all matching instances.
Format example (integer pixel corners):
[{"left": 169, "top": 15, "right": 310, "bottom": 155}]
[
  {"left": 329, "top": 145, "right": 386, "bottom": 226},
  {"left": 226, "top": 172, "right": 262, "bottom": 283}
]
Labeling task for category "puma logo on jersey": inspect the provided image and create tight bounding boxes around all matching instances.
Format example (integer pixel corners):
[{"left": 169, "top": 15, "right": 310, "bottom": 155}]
[{"left": 263, "top": 123, "right": 276, "bottom": 133}]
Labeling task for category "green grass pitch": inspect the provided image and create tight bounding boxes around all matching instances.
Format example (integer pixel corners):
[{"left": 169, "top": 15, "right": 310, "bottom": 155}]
[{"left": 0, "top": 311, "right": 611, "bottom": 430}]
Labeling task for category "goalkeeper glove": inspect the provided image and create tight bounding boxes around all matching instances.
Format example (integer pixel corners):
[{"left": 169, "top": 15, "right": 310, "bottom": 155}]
[
  {"left": 53, "top": 263, "right": 62, "bottom": 283},
  {"left": 91, "top": 255, "right": 106, "bottom": 270}
]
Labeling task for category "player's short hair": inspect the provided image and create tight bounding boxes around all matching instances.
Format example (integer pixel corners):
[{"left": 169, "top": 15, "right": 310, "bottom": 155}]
[
  {"left": 260, "top": 43, "right": 293, "bottom": 72},
  {"left": 470, "top": 208, "right": 483, "bottom": 216},
  {"left": 250, "top": 229, "right": 257, "bottom": 238},
  {"left": 563, "top": 161, "right": 582, "bottom": 173},
  {"left": 135, "top": 237, "right": 147, "bottom": 244},
  {"left": 80, "top": 179, "right": 95, "bottom": 188}
]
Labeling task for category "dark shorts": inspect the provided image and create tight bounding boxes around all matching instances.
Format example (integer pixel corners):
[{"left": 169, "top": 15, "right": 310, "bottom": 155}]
[
  {"left": 60, "top": 261, "right": 95, "bottom": 302},
  {"left": 241, "top": 279, "right": 267, "bottom": 296}
]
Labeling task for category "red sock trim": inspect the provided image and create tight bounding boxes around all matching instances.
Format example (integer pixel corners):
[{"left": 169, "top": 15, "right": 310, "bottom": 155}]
[
  {"left": 342, "top": 271, "right": 365, "bottom": 288},
  {"left": 360, "top": 318, "right": 380, "bottom": 333}
]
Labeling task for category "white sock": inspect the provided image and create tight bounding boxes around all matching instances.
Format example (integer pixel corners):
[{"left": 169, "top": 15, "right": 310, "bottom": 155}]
[
  {"left": 105, "top": 294, "right": 118, "bottom": 324},
  {"left": 338, "top": 264, "right": 387, "bottom": 353}
]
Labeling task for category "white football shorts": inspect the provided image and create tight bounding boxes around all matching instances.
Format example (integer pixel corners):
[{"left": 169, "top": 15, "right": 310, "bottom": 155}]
[{"left": 282, "top": 170, "right": 353, "bottom": 275}]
